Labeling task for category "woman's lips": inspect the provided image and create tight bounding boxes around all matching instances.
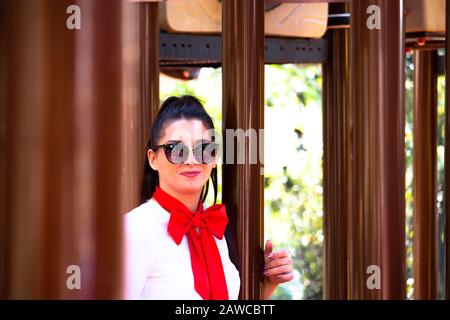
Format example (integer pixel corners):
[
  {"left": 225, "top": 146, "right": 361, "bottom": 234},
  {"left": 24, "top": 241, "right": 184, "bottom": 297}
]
[{"left": 180, "top": 171, "right": 201, "bottom": 178}]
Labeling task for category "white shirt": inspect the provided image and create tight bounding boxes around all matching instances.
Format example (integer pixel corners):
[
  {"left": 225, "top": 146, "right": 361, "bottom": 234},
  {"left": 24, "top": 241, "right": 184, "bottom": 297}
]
[{"left": 123, "top": 198, "right": 241, "bottom": 300}]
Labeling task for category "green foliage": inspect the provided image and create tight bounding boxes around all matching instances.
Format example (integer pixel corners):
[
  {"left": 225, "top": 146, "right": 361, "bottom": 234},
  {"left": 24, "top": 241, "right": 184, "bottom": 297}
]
[
  {"left": 405, "top": 53, "right": 414, "bottom": 299},
  {"left": 264, "top": 64, "right": 323, "bottom": 300},
  {"left": 437, "top": 53, "right": 446, "bottom": 300},
  {"left": 269, "top": 285, "right": 293, "bottom": 300}
]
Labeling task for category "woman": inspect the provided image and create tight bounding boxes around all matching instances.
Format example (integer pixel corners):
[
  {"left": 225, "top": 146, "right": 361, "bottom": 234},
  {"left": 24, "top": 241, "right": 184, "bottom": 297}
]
[{"left": 124, "top": 95, "right": 293, "bottom": 300}]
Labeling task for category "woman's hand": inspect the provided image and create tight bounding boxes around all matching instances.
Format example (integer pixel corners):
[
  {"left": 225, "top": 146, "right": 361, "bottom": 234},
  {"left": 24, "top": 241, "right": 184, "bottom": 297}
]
[{"left": 262, "top": 240, "right": 294, "bottom": 300}]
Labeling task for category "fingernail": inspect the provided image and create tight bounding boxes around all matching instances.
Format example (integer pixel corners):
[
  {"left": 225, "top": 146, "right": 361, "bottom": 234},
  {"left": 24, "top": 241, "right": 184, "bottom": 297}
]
[{"left": 268, "top": 253, "right": 274, "bottom": 259}]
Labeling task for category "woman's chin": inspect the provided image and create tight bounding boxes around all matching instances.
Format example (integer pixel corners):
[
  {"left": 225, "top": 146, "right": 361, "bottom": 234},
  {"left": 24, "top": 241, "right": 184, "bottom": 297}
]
[{"left": 179, "top": 180, "right": 206, "bottom": 193}]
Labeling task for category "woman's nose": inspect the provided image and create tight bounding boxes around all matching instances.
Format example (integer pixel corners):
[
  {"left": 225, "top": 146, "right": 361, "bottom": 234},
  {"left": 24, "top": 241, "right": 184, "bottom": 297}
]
[{"left": 184, "top": 147, "right": 199, "bottom": 165}]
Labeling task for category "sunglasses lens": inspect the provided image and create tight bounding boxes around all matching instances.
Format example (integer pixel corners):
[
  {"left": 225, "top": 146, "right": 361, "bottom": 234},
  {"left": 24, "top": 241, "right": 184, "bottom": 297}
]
[
  {"left": 194, "top": 143, "right": 218, "bottom": 164},
  {"left": 166, "top": 143, "right": 188, "bottom": 164}
]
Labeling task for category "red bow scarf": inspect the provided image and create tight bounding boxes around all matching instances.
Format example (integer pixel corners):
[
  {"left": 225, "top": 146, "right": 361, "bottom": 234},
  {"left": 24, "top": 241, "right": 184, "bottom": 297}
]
[{"left": 152, "top": 186, "right": 229, "bottom": 300}]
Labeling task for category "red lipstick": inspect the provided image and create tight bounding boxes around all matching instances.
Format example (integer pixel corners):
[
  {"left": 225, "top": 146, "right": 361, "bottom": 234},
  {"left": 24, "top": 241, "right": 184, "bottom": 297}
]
[{"left": 180, "top": 170, "right": 201, "bottom": 178}]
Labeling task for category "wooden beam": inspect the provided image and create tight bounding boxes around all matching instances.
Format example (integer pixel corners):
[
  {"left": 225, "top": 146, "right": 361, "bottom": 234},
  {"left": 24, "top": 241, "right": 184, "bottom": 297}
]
[
  {"left": 413, "top": 49, "right": 438, "bottom": 300},
  {"left": 445, "top": 0, "right": 450, "bottom": 301},
  {"left": 0, "top": 0, "right": 152, "bottom": 299},
  {"left": 349, "top": 0, "right": 406, "bottom": 299},
  {"left": 323, "top": 3, "right": 350, "bottom": 300},
  {"left": 122, "top": 1, "right": 160, "bottom": 208},
  {"left": 222, "top": 0, "right": 265, "bottom": 300}
]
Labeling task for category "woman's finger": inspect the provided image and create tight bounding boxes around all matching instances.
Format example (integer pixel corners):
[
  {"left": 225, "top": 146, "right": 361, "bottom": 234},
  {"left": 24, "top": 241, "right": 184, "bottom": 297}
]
[
  {"left": 274, "top": 272, "right": 294, "bottom": 282},
  {"left": 264, "top": 256, "right": 292, "bottom": 270},
  {"left": 267, "top": 249, "right": 290, "bottom": 261},
  {"left": 263, "top": 240, "right": 273, "bottom": 263},
  {"left": 263, "top": 264, "right": 292, "bottom": 277}
]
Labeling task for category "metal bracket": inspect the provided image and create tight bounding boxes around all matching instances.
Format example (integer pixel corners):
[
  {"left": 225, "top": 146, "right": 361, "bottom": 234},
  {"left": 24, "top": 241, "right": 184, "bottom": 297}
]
[{"left": 160, "top": 32, "right": 328, "bottom": 67}]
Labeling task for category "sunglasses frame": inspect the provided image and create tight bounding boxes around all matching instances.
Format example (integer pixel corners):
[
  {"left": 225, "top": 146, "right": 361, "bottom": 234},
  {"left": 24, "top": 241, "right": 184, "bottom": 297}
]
[{"left": 152, "top": 141, "right": 219, "bottom": 164}]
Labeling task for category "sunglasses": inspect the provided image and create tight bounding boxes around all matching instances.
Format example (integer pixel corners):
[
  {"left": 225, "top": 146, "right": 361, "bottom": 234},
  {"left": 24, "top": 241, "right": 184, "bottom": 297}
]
[{"left": 153, "top": 141, "right": 219, "bottom": 164}]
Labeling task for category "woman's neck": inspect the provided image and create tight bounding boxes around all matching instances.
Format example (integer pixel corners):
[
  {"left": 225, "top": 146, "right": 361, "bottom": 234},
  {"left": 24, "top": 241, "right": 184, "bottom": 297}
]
[{"left": 158, "top": 182, "right": 201, "bottom": 212}]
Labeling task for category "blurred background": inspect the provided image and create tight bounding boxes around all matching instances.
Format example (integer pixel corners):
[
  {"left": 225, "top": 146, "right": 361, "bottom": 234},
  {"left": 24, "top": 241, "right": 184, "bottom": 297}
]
[{"left": 160, "top": 52, "right": 448, "bottom": 299}]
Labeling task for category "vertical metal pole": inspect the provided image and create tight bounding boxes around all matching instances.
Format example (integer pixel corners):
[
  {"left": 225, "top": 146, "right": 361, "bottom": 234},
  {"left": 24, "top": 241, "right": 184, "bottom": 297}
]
[
  {"left": 349, "top": 0, "right": 406, "bottom": 299},
  {"left": 0, "top": 0, "right": 6, "bottom": 298},
  {"left": 413, "top": 49, "right": 438, "bottom": 300},
  {"left": 0, "top": 0, "right": 56, "bottom": 298},
  {"left": 222, "top": 0, "right": 265, "bottom": 300},
  {"left": 0, "top": 0, "right": 147, "bottom": 299},
  {"left": 445, "top": 0, "right": 450, "bottom": 301},
  {"left": 323, "top": 3, "right": 350, "bottom": 300},
  {"left": 140, "top": 1, "right": 160, "bottom": 122},
  {"left": 121, "top": 1, "right": 160, "bottom": 210},
  {"left": 76, "top": 0, "right": 126, "bottom": 298}
]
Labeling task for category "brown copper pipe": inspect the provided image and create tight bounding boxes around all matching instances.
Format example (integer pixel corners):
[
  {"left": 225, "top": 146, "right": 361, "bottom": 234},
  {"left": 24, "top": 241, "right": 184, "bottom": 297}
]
[
  {"left": 0, "top": 0, "right": 150, "bottom": 299},
  {"left": 0, "top": 0, "right": 54, "bottom": 298},
  {"left": 0, "top": 0, "right": 6, "bottom": 299},
  {"left": 412, "top": 49, "right": 438, "bottom": 300},
  {"left": 445, "top": 0, "right": 450, "bottom": 301},
  {"left": 222, "top": 0, "right": 265, "bottom": 300},
  {"left": 323, "top": 2, "right": 350, "bottom": 300},
  {"left": 349, "top": 0, "right": 406, "bottom": 299},
  {"left": 121, "top": 1, "right": 160, "bottom": 211},
  {"left": 138, "top": 1, "right": 160, "bottom": 153}
]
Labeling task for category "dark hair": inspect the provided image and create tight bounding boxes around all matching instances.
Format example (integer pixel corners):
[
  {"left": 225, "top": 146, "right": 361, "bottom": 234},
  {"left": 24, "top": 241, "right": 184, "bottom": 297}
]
[{"left": 140, "top": 95, "right": 218, "bottom": 205}]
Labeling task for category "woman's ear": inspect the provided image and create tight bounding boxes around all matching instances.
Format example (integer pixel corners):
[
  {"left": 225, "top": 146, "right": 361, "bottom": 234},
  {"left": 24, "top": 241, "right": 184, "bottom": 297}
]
[{"left": 147, "top": 149, "right": 158, "bottom": 171}]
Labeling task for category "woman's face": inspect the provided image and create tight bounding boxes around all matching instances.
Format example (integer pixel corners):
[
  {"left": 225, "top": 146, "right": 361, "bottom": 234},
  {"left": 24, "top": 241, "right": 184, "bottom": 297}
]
[{"left": 147, "top": 118, "right": 216, "bottom": 197}]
